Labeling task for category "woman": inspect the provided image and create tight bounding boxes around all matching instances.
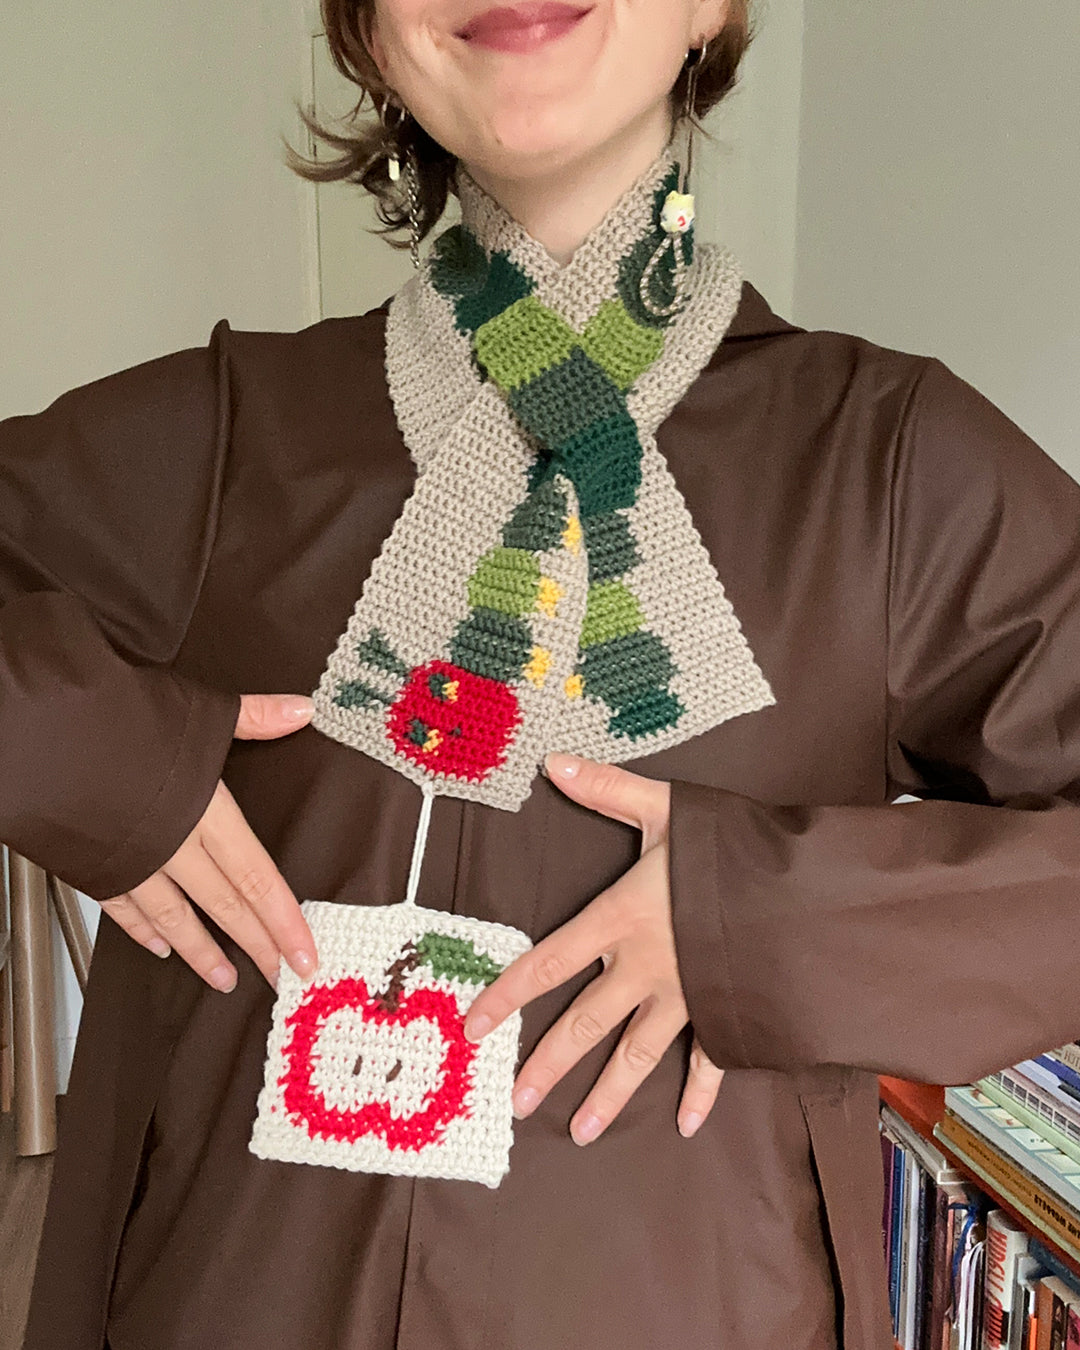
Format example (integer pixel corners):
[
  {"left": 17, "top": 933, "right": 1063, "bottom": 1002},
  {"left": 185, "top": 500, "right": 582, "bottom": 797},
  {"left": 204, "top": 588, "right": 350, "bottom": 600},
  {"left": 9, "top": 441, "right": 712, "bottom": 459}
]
[{"left": 11, "top": 1, "right": 1080, "bottom": 1346}]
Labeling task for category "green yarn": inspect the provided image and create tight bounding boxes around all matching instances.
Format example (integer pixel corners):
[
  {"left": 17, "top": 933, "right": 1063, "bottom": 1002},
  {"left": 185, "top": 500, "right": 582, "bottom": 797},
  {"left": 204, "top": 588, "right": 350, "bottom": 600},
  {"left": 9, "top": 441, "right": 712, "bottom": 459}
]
[
  {"left": 430, "top": 226, "right": 533, "bottom": 334},
  {"left": 577, "top": 630, "right": 675, "bottom": 706},
  {"left": 333, "top": 680, "right": 391, "bottom": 712},
  {"left": 502, "top": 477, "right": 569, "bottom": 553},
  {"left": 581, "top": 299, "right": 665, "bottom": 390},
  {"left": 581, "top": 581, "right": 644, "bottom": 648},
  {"left": 428, "top": 192, "right": 687, "bottom": 731},
  {"left": 416, "top": 933, "right": 504, "bottom": 987},
  {"left": 450, "top": 607, "right": 532, "bottom": 683},
  {"left": 468, "top": 547, "right": 541, "bottom": 617},
  {"left": 554, "top": 412, "right": 642, "bottom": 519},
  {"left": 475, "top": 296, "right": 577, "bottom": 391},
  {"left": 355, "top": 629, "right": 409, "bottom": 679},
  {"left": 583, "top": 512, "right": 640, "bottom": 583},
  {"left": 608, "top": 690, "right": 685, "bottom": 740},
  {"left": 508, "top": 348, "right": 625, "bottom": 449},
  {"left": 429, "top": 226, "right": 487, "bottom": 298},
  {"left": 406, "top": 718, "right": 430, "bottom": 748}
]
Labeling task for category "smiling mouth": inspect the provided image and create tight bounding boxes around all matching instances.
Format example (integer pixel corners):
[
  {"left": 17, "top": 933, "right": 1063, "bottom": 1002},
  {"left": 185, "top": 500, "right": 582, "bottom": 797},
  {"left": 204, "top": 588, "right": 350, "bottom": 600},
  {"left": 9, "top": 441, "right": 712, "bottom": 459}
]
[{"left": 457, "top": 3, "right": 593, "bottom": 54}]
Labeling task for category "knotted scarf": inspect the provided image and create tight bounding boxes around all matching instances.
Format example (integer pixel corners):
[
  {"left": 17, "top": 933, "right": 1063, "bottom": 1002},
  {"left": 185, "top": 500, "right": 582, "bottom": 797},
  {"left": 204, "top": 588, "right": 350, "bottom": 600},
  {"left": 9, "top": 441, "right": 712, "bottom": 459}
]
[{"left": 309, "top": 152, "right": 774, "bottom": 810}]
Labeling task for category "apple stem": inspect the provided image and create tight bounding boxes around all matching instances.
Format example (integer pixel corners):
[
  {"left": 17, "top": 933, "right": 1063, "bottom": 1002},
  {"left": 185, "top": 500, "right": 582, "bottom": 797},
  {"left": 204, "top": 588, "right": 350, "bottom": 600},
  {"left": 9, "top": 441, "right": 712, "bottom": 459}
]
[{"left": 376, "top": 940, "right": 421, "bottom": 1012}]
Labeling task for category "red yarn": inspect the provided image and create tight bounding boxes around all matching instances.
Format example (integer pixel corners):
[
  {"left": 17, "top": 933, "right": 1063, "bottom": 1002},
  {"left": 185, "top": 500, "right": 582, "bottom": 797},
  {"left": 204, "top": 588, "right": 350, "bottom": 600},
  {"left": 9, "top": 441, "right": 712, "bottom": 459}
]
[{"left": 279, "top": 978, "right": 478, "bottom": 1152}]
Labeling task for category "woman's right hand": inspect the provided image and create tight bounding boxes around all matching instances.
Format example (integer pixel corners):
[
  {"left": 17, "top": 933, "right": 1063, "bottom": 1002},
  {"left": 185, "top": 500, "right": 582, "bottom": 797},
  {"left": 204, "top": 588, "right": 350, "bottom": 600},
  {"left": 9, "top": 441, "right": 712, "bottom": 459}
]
[{"left": 98, "top": 693, "right": 319, "bottom": 993}]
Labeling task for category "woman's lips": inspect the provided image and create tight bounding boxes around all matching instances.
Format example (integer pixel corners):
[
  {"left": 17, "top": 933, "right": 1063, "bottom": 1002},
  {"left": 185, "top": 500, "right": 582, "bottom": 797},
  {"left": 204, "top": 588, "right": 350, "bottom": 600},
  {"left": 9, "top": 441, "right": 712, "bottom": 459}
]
[{"left": 457, "top": 3, "right": 592, "bottom": 54}]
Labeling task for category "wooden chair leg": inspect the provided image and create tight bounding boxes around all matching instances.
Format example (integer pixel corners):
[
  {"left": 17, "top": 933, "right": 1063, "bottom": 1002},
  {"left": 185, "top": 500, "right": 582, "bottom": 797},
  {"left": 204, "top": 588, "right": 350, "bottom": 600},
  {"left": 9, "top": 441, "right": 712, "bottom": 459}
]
[
  {"left": 48, "top": 874, "right": 92, "bottom": 994},
  {"left": 9, "top": 852, "right": 56, "bottom": 1156}
]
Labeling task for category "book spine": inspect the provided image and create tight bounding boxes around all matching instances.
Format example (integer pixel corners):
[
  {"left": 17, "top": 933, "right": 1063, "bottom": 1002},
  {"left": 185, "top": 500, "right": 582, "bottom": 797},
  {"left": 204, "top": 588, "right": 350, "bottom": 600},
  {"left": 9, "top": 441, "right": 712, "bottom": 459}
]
[
  {"left": 983, "top": 1210, "right": 1031, "bottom": 1350},
  {"left": 996, "top": 1071, "right": 1080, "bottom": 1157},
  {"left": 1038, "top": 1058, "right": 1080, "bottom": 1098},
  {"left": 981, "top": 1079, "right": 1080, "bottom": 1169},
  {"left": 892, "top": 1143, "right": 907, "bottom": 1331},
  {"left": 1044, "top": 1278, "right": 1071, "bottom": 1350},
  {"left": 943, "top": 1093, "right": 1080, "bottom": 1214},
  {"left": 1038, "top": 1280, "right": 1056, "bottom": 1350},
  {"left": 916, "top": 1175, "right": 936, "bottom": 1350},
  {"left": 1065, "top": 1305, "right": 1080, "bottom": 1350},
  {"left": 904, "top": 1156, "right": 924, "bottom": 1348},
  {"left": 1019, "top": 1063, "right": 1080, "bottom": 1112},
  {"left": 1051, "top": 1047, "right": 1080, "bottom": 1078},
  {"left": 1026, "top": 1240, "right": 1080, "bottom": 1298},
  {"left": 934, "top": 1115, "right": 1080, "bottom": 1264},
  {"left": 884, "top": 1129, "right": 897, "bottom": 1288}
]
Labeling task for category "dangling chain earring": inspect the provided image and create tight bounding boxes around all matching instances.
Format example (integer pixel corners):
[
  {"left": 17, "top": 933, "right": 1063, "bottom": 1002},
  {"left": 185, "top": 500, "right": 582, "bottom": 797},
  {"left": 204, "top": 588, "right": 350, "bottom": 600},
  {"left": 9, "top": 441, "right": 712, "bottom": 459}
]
[
  {"left": 380, "top": 95, "right": 423, "bottom": 271},
  {"left": 639, "top": 41, "right": 707, "bottom": 321},
  {"left": 403, "top": 153, "right": 422, "bottom": 271}
]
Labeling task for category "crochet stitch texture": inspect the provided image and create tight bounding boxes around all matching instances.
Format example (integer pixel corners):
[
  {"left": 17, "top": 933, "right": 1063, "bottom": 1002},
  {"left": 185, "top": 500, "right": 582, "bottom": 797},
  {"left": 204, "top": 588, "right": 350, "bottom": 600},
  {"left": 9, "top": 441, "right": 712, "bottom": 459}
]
[
  {"left": 311, "top": 151, "right": 775, "bottom": 809},
  {"left": 250, "top": 900, "right": 533, "bottom": 1188}
]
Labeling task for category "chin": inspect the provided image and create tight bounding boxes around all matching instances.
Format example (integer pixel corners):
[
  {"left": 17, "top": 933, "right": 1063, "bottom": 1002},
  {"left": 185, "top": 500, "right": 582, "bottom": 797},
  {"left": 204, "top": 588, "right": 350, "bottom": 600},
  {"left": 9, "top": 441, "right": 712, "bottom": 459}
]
[{"left": 463, "top": 99, "right": 630, "bottom": 179}]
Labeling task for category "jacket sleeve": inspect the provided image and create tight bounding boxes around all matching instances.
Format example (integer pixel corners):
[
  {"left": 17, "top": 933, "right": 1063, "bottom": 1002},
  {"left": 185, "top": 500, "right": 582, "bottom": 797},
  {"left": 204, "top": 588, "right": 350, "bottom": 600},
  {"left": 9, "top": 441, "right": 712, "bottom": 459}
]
[
  {"left": 669, "top": 356, "right": 1080, "bottom": 1085},
  {"left": 0, "top": 320, "right": 241, "bottom": 900}
]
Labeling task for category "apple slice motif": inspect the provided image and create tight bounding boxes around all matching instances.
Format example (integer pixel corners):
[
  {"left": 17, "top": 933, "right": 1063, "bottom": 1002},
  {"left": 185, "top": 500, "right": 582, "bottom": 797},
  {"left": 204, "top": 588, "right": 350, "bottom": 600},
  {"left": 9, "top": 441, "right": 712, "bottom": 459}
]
[{"left": 278, "top": 936, "right": 500, "bottom": 1153}]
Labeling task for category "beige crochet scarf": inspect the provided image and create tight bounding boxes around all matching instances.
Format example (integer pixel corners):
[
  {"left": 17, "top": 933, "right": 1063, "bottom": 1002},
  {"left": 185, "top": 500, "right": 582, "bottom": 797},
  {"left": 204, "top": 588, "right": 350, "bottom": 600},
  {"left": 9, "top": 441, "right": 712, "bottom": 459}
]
[{"left": 309, "top": 150, "right": 774, "bottom": 810}]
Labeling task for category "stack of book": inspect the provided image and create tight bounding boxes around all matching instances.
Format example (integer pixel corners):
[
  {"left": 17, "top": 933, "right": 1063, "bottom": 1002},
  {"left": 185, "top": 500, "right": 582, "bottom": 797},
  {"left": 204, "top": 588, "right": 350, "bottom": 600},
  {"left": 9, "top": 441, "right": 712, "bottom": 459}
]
[
  {"left": 937, "top": 1046, "right": 1080, "bottom": 1267},
  {"left": 882, "top": 1102, "right": 1080, "bottom": 1350},
  {"left": 881, "top": 1102, "right": 984, "bottom": 1348}
]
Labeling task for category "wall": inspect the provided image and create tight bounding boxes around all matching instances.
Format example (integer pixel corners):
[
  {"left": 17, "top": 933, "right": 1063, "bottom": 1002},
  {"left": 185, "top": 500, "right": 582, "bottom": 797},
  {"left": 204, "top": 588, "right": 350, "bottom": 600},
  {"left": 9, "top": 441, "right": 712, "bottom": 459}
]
[
  {"left": 794, "top": 0, "right": 1080, "bottom": 475},
  {"left": 0, "top": 0, "right": 320, "bottom": 422}
]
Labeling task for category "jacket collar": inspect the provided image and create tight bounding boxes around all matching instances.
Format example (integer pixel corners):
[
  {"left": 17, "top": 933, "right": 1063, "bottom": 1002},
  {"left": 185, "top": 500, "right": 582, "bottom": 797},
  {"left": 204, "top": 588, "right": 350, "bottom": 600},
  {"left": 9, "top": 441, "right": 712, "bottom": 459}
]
[{"left": 724, "top": 280, "right": 804, "bottom": 342}]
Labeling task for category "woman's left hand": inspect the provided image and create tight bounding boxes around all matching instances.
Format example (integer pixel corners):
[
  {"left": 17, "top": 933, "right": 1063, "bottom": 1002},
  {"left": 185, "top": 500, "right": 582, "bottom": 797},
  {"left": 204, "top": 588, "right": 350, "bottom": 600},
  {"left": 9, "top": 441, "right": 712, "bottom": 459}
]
[{"left": 463, "top": 754, "right": 725, "bottom": 1145}]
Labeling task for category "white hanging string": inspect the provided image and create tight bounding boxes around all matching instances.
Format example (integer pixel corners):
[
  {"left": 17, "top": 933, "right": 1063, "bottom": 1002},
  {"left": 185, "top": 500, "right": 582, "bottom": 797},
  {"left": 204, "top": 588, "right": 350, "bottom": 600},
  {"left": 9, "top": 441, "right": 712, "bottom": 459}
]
[{"left": 403, "top": 785, "right": 435, "bottom": 908}]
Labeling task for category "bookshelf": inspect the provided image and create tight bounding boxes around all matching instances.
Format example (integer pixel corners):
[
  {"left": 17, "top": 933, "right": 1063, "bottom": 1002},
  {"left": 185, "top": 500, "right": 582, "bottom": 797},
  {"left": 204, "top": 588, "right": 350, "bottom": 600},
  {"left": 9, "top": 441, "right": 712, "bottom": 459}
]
[
  {"left": 881, "top": 1074, "right": 1080, "bottom": 1350},
  {"left": 879, "top": 1075, "right": 1080, "bottom": 1283}
]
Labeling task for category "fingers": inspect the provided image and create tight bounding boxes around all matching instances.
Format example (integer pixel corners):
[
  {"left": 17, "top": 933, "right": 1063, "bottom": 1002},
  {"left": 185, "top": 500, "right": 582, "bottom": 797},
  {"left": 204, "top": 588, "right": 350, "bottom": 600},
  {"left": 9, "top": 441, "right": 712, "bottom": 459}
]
[
  {"left": 163, "top": 841, "right": 283, "bottom": 990},
  {"left": 98, "top": 893, "right": 172, "bottom": 960},
  {"left": 509, "top": 969, "right": 644, "bottom": 1121},
  {"left": 121, "top": 871, "right": 243, "bottom": 992},
  {"left": 677, "top": 1037, "right": 726, "bottom": 1139},
  {"left": 567, "top": 994, "right": 687, "bottom": 1145},
  {"left": 195, "top": 781, "right": 317, "bottom": 979},
  {"left": 544, "top": 754, "right": 670, "bottom": 846},
  {"left": 463, "top": 885, "right": 618, "bottom": 1042},
  {"left": 234, "top": 693, "right": 315, "bottom": 740}
]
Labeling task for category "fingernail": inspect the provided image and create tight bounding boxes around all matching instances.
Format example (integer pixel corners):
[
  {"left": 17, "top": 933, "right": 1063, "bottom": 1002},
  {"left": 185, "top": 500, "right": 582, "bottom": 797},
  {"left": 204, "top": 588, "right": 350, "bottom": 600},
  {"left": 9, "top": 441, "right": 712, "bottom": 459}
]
[
  {"left": 282, "top": 696, "right": 315, "bottom": 720},
  {"left": 571, "top": 1112, "right": 603, "bottom": 1145},
  {"left": 513, "top": 1087, "right": 540, "bottom": 1119},
  {"left": 545, "top": 753, "right": 581, "bottom": 779},
  {"left": 210, "top": 963, "right": 238, "bottom": 993},
  {"left": 679, "top": 1111, "right": 704, "bottom": 1139},
  {"left": 291, "top": 949, "right": 316, "bottom": 978},
  {"left": 148, "top": 938, "right": 171, "bottom": 959},
  {"left": 465, "top": 1012, "right": 493, "bottom": 1043}
]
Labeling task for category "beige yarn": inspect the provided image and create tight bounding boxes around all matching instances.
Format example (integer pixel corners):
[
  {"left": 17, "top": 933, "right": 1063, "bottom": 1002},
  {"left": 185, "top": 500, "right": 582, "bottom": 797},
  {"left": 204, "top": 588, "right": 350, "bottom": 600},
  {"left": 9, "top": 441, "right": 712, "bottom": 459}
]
[
  {"left": 250, "top": 900, "right": 533, "bottom": 1189},
  {"left": 310, "top": 150, "right": 775, "bottom": 809}
]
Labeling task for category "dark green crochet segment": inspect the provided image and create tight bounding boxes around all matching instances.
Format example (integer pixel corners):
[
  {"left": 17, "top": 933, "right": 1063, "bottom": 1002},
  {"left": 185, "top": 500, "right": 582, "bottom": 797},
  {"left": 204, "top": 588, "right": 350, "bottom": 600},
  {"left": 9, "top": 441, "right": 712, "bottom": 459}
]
[{"left": 429, "top": 205, "right": 690, "bottom": 741}]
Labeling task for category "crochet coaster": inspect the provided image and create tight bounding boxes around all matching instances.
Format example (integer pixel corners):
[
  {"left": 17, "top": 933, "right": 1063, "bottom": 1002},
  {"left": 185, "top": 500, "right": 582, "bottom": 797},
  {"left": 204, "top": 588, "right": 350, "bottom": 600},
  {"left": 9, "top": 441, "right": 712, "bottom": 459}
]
[{"left": 249, "top": 900, "right": 533, "bottom": 1189}]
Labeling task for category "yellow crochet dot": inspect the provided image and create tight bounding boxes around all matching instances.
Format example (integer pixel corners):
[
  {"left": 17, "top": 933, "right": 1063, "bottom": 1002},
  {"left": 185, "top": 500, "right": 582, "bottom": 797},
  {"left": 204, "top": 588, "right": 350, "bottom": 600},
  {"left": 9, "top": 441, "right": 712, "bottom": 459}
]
[
  {"left": 564, "top": 674, "right": 584, "bottom": 701},
  {"left": 524, "top": 647, "right": 553, "bottom": 688},
  {"left": 423, "top": 728, "right": 443, "bottom": 754},
  {"left": 443, "top": 679, "right": 460, "bottom": 703},
  {"left": 563, "top": 516, "right": 583, "bottom": 555},
  {"left": 537, "top": 576, "right": 563, "bottom": 619}
]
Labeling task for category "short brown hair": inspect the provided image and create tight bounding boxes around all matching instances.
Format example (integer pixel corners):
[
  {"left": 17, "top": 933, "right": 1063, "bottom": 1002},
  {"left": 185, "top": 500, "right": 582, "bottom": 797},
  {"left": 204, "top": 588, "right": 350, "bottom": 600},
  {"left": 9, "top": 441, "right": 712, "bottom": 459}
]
[{"left": 287, "top": 2, "right": 755, "bottom": 247}]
